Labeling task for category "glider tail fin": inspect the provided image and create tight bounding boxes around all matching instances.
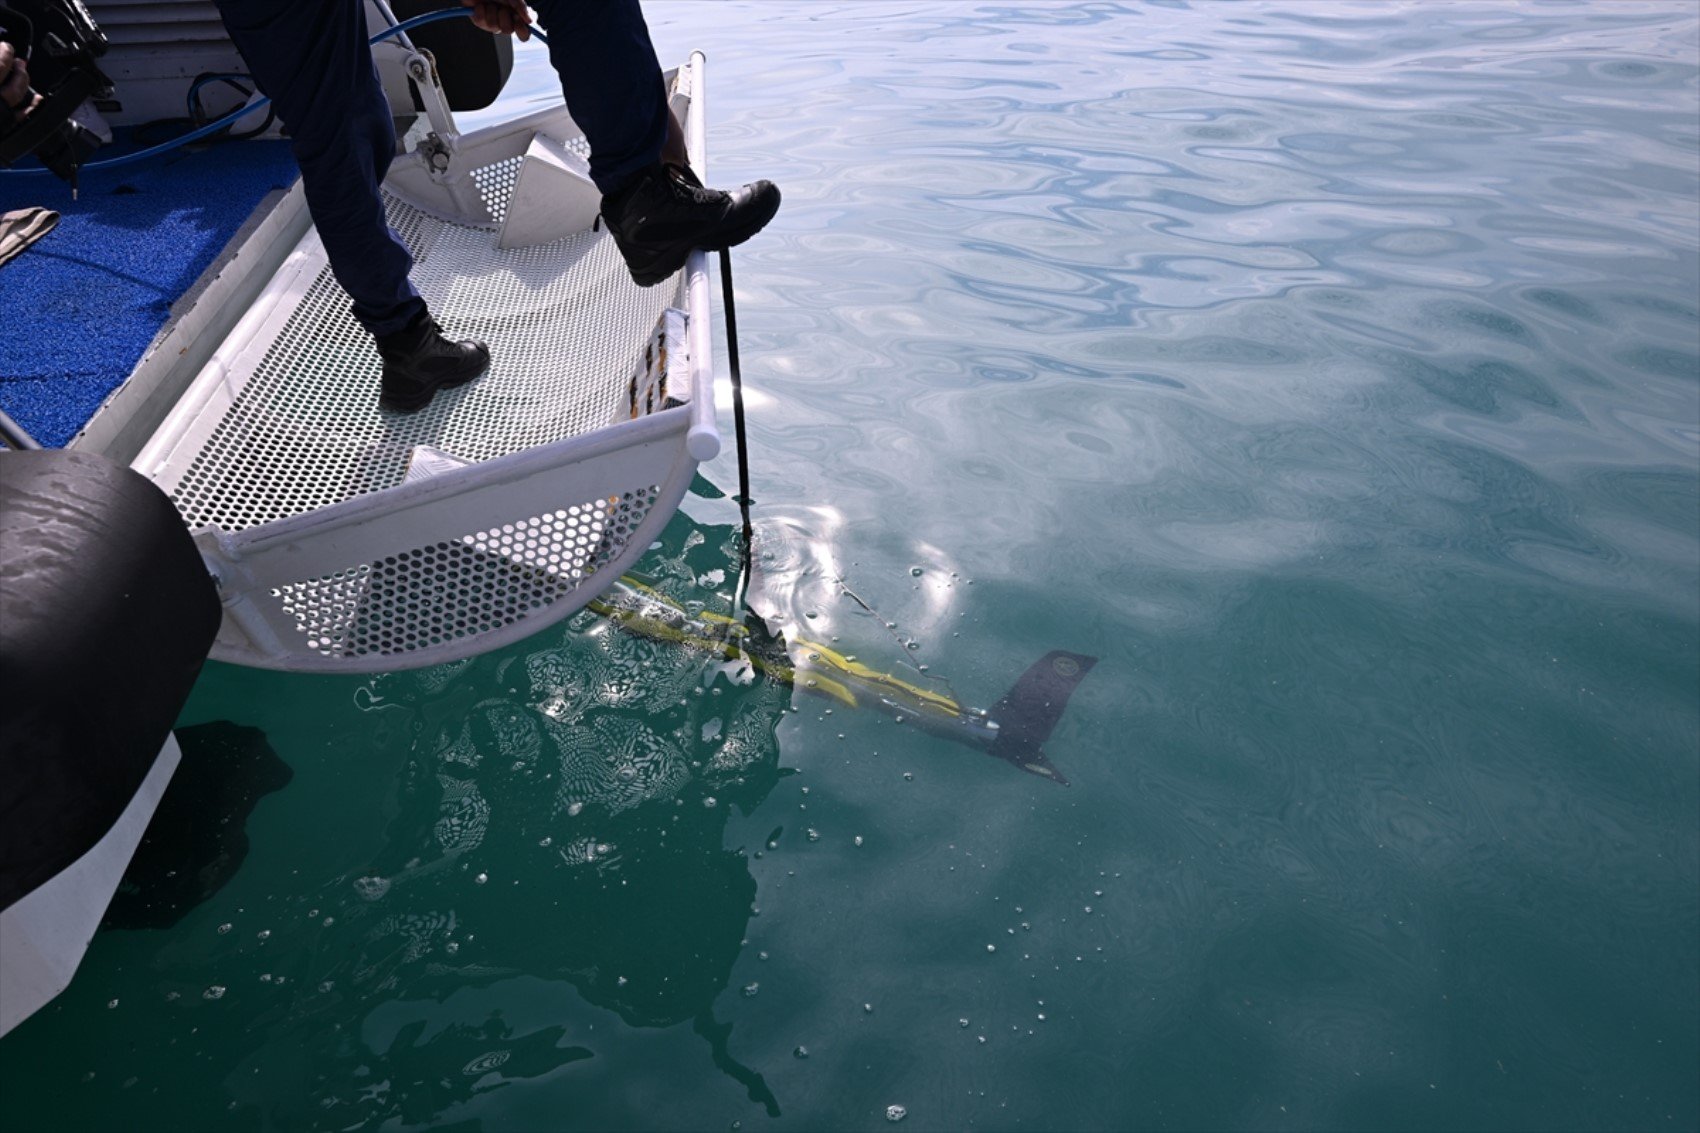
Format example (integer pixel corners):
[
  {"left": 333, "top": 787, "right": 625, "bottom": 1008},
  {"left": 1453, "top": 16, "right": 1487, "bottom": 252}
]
[{"left": 985, "top": 651, "right": 1097, "bottom": 787}]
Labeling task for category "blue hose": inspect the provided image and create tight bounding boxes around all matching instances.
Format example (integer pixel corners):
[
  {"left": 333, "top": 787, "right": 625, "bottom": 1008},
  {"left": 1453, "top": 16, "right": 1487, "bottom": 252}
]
[{"left": 1, "top": 8, "right": 539, "bottom": 179}]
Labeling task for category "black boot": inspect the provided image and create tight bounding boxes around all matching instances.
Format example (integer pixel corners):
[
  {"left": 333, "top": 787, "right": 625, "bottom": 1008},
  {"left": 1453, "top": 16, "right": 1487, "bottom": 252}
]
[
  {"left": 375, "top": 313, "right": 490, "bottom": 413},
  {"left": 600, "top": 162, "right": 781, "bottom": 287}
]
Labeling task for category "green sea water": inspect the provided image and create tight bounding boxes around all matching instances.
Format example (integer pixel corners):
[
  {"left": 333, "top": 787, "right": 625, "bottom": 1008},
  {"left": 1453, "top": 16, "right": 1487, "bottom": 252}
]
[{"left": 3, "top": 2, "right": 1698, "bottom": 1130}]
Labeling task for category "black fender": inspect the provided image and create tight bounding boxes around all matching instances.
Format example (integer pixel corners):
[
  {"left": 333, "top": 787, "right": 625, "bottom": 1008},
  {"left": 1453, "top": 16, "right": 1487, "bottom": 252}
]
[{"left": 0, "top": 449, "right": 220, "bottom": 911}]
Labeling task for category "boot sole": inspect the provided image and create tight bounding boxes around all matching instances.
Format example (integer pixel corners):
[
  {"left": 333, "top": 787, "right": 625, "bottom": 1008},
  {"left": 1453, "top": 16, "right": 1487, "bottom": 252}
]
[{"left": 621, "top": 191, "right": 782, "bottom": 288}]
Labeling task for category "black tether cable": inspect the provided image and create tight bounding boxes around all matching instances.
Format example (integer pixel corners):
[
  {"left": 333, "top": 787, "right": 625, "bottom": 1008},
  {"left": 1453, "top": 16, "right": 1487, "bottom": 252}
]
[{"left": 720, "top": 249, "right": 756, "bottom": 613}]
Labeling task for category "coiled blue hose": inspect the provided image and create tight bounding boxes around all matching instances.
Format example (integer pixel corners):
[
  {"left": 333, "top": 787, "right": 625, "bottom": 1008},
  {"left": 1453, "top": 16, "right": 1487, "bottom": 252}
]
[{"left": 0, "top": 8, "right": 536, "bottom": 179}]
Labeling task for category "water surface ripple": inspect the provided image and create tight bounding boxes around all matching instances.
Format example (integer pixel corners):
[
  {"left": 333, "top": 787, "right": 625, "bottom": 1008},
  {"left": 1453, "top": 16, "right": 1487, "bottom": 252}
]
[{"left": 1, "top": 3, "right": 1695, "bottom": 1131}]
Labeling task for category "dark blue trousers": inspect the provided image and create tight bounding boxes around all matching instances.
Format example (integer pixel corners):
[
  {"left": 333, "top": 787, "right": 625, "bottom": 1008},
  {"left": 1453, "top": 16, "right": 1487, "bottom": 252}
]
[{"left": 215, "top": 0, "right": 667, "bottom": 337}]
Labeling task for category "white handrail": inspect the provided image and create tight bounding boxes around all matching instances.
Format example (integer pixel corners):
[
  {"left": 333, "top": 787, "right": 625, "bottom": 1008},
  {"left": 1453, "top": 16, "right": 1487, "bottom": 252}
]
[{"left": 683, "top": 53, "right": 721, "bottom": 464}]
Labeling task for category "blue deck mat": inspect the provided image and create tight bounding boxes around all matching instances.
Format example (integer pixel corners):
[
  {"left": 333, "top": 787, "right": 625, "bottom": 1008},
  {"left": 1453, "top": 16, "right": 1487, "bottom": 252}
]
[{"left": 0, "top": 134, "right": 299, "bottom": 449}]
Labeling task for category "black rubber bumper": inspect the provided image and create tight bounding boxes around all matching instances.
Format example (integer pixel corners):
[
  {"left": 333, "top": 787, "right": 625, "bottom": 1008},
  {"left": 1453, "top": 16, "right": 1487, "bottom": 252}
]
[{"left": 0, "top": 450, "right": 221, "bottom": 912}]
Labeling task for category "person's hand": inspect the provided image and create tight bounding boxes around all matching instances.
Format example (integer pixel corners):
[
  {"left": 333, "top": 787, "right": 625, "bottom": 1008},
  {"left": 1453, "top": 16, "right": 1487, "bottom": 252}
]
[
  {"left": 1, "top": 41, "right": 42, "bottom": 118},
  {"left": 460, "top": 0, "right": 532, "bottom": 42}
]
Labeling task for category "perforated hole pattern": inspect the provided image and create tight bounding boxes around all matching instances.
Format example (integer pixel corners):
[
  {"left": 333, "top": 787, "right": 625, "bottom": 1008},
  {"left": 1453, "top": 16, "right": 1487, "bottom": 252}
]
[
  {"left": 470, "top": 154, "right": 522, "bottom": 224},
  {"left": 171, "top": 154, "right": 679, "bottom": 534},
  {"left": 272, "top": 487, "right": 659, "bottom": 658},
  {"left": 470, "top": 135, "right": 587, "bottom": 224},
  {"left": 166, "top": 142, "right": 690, "bottom": 663}
]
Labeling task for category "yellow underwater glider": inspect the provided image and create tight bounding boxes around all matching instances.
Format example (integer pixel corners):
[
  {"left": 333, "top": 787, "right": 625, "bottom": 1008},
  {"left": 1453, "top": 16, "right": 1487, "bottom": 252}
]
[{"left": 590, "top": 576, "right": 1096, "bottom": 785}]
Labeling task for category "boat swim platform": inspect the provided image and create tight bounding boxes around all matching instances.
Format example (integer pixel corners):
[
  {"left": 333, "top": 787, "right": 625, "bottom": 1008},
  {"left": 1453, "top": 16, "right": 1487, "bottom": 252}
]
[{"left": 126, "top": 57, "right": 723, "bottom": 673}]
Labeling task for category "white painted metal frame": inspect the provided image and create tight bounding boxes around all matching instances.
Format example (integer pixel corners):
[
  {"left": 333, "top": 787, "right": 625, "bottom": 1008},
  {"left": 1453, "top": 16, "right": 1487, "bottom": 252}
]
[
  {"left": 132, "top": 54, "right": 719, "bottom": 673},
  {"left": 0, "top": 735, "right": 180, "bottom": 1038}
]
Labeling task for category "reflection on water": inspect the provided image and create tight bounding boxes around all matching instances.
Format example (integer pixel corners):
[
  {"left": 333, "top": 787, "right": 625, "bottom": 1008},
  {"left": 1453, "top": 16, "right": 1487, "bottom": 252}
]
[
  {"left": 104, "top": 722, "right": 293, "bottom": 931},
  {"left": 1, "top": 2, "right": 1696, "bottom": 1130},
  {"left": 224, "top": 524, "right": 792, "bottom": 1126}
]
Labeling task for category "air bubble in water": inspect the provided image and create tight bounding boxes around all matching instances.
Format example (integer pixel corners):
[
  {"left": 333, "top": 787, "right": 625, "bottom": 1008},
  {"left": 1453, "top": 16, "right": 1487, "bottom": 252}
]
[
  {"left": 353, "top": 876, "right": 390, "bottom": 901},
  {"left": 910, "top": 567, "right": 923, "bottom": 577},
  {"left": 475, "top": 872, "right": 489, "bottom": 885}
]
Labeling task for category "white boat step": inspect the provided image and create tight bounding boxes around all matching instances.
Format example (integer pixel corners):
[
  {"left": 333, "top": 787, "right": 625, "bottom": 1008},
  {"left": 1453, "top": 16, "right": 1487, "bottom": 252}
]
[{"left": 132, "top": 55, "right": 721, "bottom": 673}]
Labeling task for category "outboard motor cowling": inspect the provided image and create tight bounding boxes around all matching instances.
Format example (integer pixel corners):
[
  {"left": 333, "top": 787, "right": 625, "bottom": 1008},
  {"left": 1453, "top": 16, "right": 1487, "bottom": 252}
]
[{"left": 0, "top": 448, "right": 219, "bottom": 914}]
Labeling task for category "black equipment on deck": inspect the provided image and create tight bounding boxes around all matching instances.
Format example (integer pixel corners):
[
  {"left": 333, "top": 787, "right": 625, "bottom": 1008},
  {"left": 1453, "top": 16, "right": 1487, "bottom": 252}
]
[
  {"left": 391, "top": 0, "right": 513, "bottom": 112},
  {"left": 0, "top": 1, "right": 111, "bottom": 191}
]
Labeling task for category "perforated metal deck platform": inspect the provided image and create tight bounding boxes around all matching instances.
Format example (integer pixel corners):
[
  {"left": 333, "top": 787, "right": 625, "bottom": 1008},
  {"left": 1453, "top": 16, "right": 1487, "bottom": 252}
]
[
  {"left": 133, "top": 58, "right": 723, "bottom": 672},
  {"left": 168, "top": 177, "right": 673, "bottom": 533}
]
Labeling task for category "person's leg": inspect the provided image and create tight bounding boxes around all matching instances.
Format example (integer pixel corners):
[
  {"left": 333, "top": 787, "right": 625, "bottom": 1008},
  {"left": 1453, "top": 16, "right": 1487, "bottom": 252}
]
[
  {"left": 528, "top": 0, "right": 667, "bottom": 196},
  {"left": 528, "top": 0, "right": 781, "bottom": 287},
  {"left": 214, "top": 0, "right": 487, "bottom": 411},
  {"left": 215, "top": 0, "right": 422, "bottom": 334}
]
